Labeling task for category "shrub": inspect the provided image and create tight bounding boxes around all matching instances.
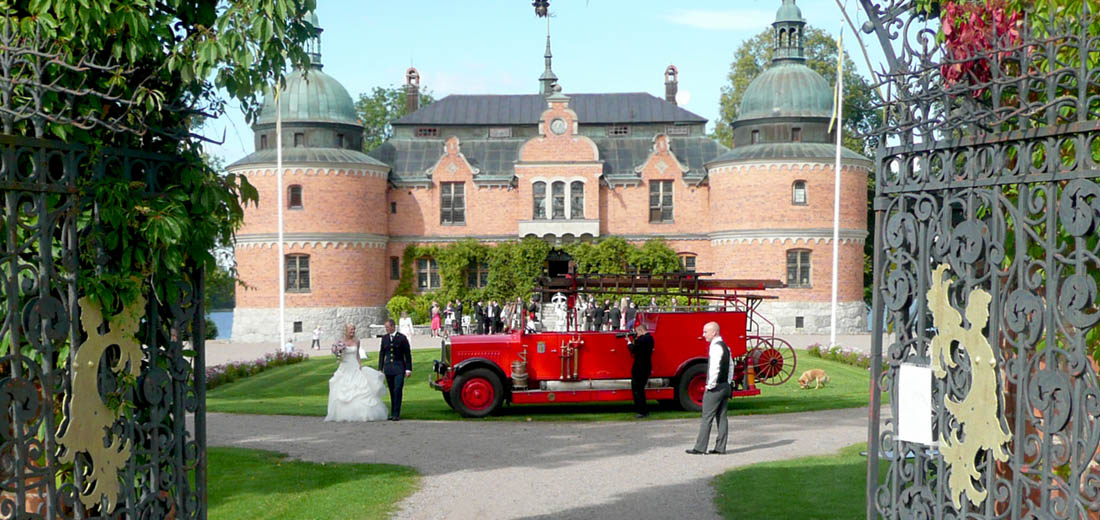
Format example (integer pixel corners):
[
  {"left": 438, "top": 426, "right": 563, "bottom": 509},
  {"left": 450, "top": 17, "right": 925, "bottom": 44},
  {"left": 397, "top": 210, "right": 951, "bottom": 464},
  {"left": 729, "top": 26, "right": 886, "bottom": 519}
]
[
  {"left": 386, "top": 295, "right": 413, "bottom": 321},
  {"left": 805, "top": 343, "right": 871, "bottom": 369},
  {"left": 206, "top": 350, "right": 307, "bottom": 390}
]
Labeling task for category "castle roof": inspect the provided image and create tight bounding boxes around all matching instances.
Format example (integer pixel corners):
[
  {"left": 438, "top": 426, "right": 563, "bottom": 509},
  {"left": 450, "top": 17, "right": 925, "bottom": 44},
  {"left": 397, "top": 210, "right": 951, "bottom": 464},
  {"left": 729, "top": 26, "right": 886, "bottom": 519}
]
[{"left": 392, "top": 93, "right": 707, "bottom": 126}]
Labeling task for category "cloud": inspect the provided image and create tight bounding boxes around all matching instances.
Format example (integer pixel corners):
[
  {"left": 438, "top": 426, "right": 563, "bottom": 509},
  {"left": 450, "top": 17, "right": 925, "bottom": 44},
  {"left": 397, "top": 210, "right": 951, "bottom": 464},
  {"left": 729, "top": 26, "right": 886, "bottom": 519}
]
[{"left": 664, "top": 9, "right": 774, "bottom": 31}]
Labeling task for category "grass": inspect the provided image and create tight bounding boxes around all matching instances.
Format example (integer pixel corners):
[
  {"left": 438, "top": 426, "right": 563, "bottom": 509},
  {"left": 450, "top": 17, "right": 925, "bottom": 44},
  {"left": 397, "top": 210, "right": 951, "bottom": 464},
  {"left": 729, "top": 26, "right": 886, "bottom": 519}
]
[
  {"left": 208, "top": 447, "right": 418, "bottom": 520},
  {"left": 713, "top": 443, "right": 887, "bottom": 520},
  {"left": 207, "top": 349, "right": 880, "bottom": 421}
]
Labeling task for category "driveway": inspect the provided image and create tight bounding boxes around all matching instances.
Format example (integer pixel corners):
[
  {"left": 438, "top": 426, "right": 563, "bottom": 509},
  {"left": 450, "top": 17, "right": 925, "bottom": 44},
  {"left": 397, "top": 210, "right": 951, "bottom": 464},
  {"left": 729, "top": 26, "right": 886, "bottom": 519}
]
[{"left": 207, "top": 406, "right": 875, "bottom": 519}]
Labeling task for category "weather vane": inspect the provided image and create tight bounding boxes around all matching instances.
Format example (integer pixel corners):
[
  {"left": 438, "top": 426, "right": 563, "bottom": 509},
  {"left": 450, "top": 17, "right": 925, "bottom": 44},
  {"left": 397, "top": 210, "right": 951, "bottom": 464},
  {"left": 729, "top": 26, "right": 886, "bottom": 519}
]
[{"left": 533, "top": 0, "right": 549, "bottom": 17}]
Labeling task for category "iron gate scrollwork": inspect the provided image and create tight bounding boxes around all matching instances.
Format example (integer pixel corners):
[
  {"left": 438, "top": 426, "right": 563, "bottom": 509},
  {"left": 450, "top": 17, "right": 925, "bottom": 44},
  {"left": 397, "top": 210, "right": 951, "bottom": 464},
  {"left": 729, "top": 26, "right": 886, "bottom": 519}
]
[
  {"left": 863, "top": 0, "right": 1100, "bottom": 518},
  {"left": 0, "top": 13, "right": 206, "bottom": 520}
]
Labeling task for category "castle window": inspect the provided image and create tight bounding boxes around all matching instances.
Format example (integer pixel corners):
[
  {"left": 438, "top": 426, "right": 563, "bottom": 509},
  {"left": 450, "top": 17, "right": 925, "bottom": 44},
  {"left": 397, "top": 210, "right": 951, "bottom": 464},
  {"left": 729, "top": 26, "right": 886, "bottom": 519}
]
[
  {"left": 551, "top": 181, "right": 566, "bottom": 219},
  {"left": 390, "top": 201, "right": 397, "bottom": 214},
  {"left": 390, "top": 256, "right": 400, "bottom": 280},
  {"left": 665, "top": 125, "right": 690, "bottom": 136},
  {"left": 533, "top": 181, "right": 547, "bottom": 219},
  {"left": 260, "top": 135, "right": 268, "bottom": 150},
  {"left": 294, "top": 132, "right": 305, "bottom": 147},
  {"left": 285, "top": 254, "right": 310, "bottom": 292},
  {"left": 337, "top": 133, "right": 345, "bottom": 148},
  {"left": 287, "top": 185, "right": 303, "bottom": 209},
  {"left": 791, "top": 127, "right": 802, "bottom": 142},
  {"left": 417, "top": 258, "right": 440, "bottom": 291},
  {"left": 489, "top": 127, "right": 512, "bottom": 138},
  {"left": 608, "top": 125, "right": 631, "bottom": 137},
  {"left": 786, "top": 250, "right": 811, "bottom": 288},
  {"left": 440, "top": 182, "right": 465, "bottom": 225},
  {"left": 680, "top": 254, "right": 696, "bottom": 272},
  {"left": 467, "top": 261, "right": 489, "bottom": 288},
  {"left": 649, "top": 180, "right": 673, "bottom": 223},
  {"left": 416, "top": 127, "right": 439, "bottom": 138},
  {"left": 751, "top": 130, "right": 760, "bottom": 144},
  {"left": 792, "top": 180, "right": 808, "bottom": 205},
  {"left": 570, "top": 181, "right": 584, "bottom": 219}
]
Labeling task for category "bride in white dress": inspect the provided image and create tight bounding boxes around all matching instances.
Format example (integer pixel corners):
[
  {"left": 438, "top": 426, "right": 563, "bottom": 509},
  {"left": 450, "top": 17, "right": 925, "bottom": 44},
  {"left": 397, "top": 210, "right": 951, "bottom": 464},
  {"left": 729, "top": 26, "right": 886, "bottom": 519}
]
[{"left": 325, "top": 323, "right": 389, "bottom": 422}]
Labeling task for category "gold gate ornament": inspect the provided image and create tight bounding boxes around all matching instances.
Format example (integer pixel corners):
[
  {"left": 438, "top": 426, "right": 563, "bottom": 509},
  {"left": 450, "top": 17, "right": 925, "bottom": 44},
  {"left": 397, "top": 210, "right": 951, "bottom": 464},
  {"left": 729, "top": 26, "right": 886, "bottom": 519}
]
[
  {"left": 926, "top": 264, "right": 1012, "bottom": 510},
  {"left": 56, "top": 295, "right": 146, "bottom": 513}
]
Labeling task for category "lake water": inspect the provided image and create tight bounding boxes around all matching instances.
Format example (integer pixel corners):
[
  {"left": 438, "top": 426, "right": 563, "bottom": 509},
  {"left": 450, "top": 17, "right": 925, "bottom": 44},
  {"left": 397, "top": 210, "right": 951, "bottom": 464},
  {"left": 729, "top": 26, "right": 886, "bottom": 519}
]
[{"left": 208, "top": 310, "right": 233, "bottom": 340}]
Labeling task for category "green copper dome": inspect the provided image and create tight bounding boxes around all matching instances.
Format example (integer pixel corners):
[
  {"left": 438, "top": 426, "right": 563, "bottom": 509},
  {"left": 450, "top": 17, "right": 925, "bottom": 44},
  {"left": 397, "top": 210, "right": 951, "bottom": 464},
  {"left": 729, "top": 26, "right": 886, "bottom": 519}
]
[
  {"left": 255, "top": 67, "right": 361, "bottom": 127},
  {"left": 775, "top": 0, "right": 803, "bottom": 23},
  {"left": 737, "top": 61, "right": 833, "bottom": 121}
]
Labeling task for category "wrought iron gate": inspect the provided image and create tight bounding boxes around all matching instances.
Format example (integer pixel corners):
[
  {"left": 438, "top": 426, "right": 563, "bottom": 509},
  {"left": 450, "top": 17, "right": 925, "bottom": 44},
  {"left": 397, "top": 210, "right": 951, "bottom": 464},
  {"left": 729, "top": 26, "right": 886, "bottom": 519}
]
[
  {"left": 864, "top": 1, "right": 1100, "bottom": 518},
  {"left": 0, "top": 15, "right": 206, "bottom": 520}
]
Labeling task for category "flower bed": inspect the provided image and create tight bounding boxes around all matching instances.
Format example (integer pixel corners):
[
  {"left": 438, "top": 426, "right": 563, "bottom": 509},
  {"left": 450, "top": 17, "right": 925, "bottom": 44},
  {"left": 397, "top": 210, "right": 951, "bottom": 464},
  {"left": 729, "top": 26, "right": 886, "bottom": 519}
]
[
  {"left": 205, "top": 351, "right": 308, "bottom": 390},
  {"left": 806, "top": 343, "right": 871, "bottom": 369}
]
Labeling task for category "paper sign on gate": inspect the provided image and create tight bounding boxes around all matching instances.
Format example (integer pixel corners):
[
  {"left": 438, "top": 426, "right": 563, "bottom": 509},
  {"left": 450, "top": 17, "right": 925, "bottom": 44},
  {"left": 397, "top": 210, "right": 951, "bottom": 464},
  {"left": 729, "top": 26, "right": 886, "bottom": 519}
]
[{"left": 897, "top": 363, "right": 934, "bottom": 446}]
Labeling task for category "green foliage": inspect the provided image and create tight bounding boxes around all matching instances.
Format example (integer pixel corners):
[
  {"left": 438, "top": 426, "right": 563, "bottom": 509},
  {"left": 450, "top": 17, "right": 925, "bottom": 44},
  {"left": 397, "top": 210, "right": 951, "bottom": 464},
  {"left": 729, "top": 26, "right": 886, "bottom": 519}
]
[
  {"left": 355, "top": 85, "right": 435, "bottom": 153},
  {"left": 205, "top": 316, "right": 219, "bottom": 340},
  {"left": 205, "top": 262, "right": 237, "bottom": 310},
  {"left": 206, "top": 350, "right": 307, "bottom": 390},
  {"left": 208, "top": 447, "right": 419, "bottom": 520},
  {"left": 391, "top": 238, "right": 549, "bottom": 309},
  {"left": 386, "top": 295, "right": 413, "bottom": 321},
  {"left": 715, "top": 26, "right": 881, "bottom": 157}
]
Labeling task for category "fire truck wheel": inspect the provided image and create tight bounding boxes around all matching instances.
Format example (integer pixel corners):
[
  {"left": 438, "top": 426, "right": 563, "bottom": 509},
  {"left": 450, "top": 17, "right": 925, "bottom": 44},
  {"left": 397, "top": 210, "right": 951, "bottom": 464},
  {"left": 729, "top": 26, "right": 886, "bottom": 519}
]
[
  {"left": 442, "top": 391, "right": 454, "bottom": 409},
  {"left": 451, "top": 368, "right": 503, "bottom": 418},
  {"left": 676, "top": 364, "right": 707, "bottom": 412}
]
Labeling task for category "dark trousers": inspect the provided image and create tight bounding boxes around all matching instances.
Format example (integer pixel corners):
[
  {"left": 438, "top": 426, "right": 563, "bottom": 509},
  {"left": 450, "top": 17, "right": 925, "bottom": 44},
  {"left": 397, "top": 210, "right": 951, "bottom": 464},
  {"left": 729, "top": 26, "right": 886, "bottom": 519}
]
[
  {"left": 310, "top": 339, "right": 320, "bottom": 349},
  {"left": 631, "top": 368, "right": 650, "bottom": 414},
  {"left": 693, "top": 382, "right": 730, "bottom": 452},
  {"left": 385, "top": 372, "right": 406, "bottom": 418}
]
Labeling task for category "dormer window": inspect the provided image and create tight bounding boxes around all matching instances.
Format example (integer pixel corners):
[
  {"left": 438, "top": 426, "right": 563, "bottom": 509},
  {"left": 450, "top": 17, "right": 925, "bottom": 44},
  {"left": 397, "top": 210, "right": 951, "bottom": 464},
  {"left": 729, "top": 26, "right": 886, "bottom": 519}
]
[
  {"left": 489, "top": 127, "right": 512, "bottom": 138},
  {"left": 751, "top": 130, "right": 760, "bottom": 144},
  {"left": 608, "top": 125, "right": 630, "bottom": 137},
  {"left": 416, "top": 127, "right": 439, "bottom": 138},
  {"left": 260, "top": 135, "right": 268, "bottom": 150},
  {"left": 337, "top": 133, "right": 345, "bottom": 148},
  {"left": 294, "top": 132, "right": 305, "bottom": 147},
  {"left": 791, "top": 127, "right": 802, "bottom": 142}
]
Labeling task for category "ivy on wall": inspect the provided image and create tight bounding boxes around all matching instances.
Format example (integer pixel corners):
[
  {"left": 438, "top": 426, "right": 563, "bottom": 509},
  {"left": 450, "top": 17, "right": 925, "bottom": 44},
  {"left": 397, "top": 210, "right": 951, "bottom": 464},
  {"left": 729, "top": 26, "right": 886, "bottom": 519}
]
[{"left": 388, "top": 237, "right": 682, "bottom": 323}]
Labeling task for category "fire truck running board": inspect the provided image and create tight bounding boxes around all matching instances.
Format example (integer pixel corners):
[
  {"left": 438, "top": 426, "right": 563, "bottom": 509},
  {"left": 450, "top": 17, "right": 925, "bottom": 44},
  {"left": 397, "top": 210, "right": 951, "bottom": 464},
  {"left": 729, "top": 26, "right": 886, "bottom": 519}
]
[
  {"left": 511, "top": 387, "right": 675, "bottom": 404},
  {"left": 538, "top": 378, "right": 669, "bottom": 391}
]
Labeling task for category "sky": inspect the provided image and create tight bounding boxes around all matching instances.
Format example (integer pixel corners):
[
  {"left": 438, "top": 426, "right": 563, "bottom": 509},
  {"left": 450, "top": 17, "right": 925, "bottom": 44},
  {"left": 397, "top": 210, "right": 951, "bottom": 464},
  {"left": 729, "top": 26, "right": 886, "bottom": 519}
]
[{"left": 201, "top": 0, "right": 889, "bottom": 165}]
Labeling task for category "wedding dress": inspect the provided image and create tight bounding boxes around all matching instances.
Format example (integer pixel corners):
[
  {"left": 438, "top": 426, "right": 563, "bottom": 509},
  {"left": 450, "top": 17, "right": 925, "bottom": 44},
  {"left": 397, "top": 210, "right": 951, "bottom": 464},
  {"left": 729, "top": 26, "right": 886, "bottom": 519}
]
[{"left": 325, "top": 346, "right": 389, "bottom": 422}]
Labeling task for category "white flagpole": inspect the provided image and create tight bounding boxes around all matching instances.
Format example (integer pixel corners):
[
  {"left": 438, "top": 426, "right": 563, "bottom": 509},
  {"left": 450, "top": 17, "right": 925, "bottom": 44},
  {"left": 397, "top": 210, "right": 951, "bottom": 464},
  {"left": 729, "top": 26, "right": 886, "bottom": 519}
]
[
  {"left": 276, "top": 85, "right": 286, "bottom": 350},
  {"left": 829, "top": 31, "right": 844, "bottom": 348}
]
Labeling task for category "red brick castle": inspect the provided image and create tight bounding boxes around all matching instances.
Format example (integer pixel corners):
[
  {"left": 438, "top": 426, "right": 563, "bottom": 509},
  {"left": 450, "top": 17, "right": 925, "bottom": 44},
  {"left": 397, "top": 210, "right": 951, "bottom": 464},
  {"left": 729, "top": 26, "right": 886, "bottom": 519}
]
[{"left": 228, "top": 2, "right": 870, "bottom": 342}]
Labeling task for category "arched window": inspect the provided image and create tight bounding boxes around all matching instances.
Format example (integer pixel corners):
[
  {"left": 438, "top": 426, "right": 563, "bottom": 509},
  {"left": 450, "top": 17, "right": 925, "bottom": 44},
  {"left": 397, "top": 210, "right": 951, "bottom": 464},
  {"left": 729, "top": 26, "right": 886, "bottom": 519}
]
[
  {"left": 786, "top": 249, "right": 811, "bottom": 288},
  {"left": 533, "top": 181, "right": 546, "bottom": 219},
  {"left": 288, "top": 185, "right": 303, "bottom": 209},
  {"left": 260, "top": 134, "right": 268, "bottom": 150},
  {"left": 570, "top": 181, "right": 584, "bottom": 219},
  {"left": 792, "top": 180, "right": 807, "bottom": 205},
  {"left": 285, "top": 254, "right": 310, "bottom": 292},
  {"left": 551, "top": 181, "right": 565, "bottom": 219}
]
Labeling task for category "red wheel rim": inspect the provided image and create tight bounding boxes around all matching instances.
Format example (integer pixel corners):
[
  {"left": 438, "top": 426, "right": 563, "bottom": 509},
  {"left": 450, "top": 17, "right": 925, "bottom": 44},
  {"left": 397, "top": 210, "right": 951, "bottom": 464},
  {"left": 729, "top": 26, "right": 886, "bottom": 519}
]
[
  {"left": 460, "top": 377, "right": 495, "bottom": 411},
  {"left": 755, "top": 348, "right": 784, "bottom": 379},
  {"left": 688, "top": 374, "right": 706, "bottom": 406}
]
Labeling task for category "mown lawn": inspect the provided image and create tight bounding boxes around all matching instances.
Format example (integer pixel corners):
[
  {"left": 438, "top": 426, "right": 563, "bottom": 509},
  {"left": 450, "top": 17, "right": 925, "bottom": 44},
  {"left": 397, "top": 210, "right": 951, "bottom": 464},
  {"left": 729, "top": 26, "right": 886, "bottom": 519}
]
[
  {"left": 207, "top": 349, "right": 878, "bottom": 421},
  {"left": 208, "top": 447, "right": 418, "bottom": 520},
  {"left": 713, "top": 443, "right": 887, "bottom": 520}
]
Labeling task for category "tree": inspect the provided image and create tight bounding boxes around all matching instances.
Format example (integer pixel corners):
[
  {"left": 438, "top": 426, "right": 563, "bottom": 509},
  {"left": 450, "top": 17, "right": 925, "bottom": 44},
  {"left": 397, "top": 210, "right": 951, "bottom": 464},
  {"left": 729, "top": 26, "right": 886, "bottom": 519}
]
[
  {"left": 356, "top": 85, "right": 435, "bottom": 153},
  {"left": 715, "top": 26, "right": 881, "bottom": 157}
]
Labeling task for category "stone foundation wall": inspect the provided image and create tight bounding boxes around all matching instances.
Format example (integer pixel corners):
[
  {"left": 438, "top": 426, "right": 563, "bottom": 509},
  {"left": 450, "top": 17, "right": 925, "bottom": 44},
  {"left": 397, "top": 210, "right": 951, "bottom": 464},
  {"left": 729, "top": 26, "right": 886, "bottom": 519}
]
[
  {"left": 756, "top": 300, "right": 867, "bottom": 335},
  {"left": 230, "top": 306, "right": 388, "bottom": 344}
]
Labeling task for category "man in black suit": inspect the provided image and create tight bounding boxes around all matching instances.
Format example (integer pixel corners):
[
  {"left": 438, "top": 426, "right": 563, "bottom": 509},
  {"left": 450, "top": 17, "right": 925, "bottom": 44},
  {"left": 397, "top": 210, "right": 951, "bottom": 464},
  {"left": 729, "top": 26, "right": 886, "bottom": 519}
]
[
  {"left": 490, "top": 300, "right": 502, "bottom": 334},
  {"left": 626, "top": 320, "right": 654, "bottom": 418},
  {"left": 379, "top": 318, "right": 412, "bottom": 421},
  {"left": 473, "top": 301, "right": 484, "bottom": 334}
]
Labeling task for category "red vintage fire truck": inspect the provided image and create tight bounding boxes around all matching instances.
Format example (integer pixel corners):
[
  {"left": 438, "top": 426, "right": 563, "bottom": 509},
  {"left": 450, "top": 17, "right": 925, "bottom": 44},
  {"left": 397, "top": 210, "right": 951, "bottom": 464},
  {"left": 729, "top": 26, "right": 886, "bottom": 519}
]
[{"left": 430, "top": 272, "right": 796, "bottom": 417}]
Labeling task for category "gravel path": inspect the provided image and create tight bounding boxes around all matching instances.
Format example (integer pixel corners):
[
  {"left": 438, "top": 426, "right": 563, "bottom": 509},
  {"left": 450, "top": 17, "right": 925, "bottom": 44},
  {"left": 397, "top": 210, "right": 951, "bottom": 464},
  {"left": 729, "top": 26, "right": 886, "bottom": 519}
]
[{"left": 207, "top": 407, "right": 876, "bottom": 519}]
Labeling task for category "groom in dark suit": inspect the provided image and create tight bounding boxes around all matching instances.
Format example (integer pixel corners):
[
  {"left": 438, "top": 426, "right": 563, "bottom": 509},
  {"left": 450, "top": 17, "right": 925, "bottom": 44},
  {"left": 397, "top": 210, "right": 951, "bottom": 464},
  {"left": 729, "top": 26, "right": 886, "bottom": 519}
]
[{"left": 379, "top": 318, "right": 412, "bottom": 421}]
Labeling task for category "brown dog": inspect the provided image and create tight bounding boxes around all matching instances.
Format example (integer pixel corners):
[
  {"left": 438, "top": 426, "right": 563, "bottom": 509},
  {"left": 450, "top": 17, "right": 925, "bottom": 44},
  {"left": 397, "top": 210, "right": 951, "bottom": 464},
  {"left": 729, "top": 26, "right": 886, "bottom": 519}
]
[{"left": 798, "top": 369, "right": 830, "bottom": 389}]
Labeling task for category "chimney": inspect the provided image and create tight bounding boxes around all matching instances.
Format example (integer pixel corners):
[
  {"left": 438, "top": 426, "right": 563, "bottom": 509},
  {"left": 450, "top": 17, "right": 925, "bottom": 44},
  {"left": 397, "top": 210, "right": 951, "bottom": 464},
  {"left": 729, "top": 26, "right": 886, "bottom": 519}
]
[
  {"left": 406, "top": 67, "right": 420, "bottom": 113},
  {"left": 665, "top": 65, "right": 678, "bottom": 105}
]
